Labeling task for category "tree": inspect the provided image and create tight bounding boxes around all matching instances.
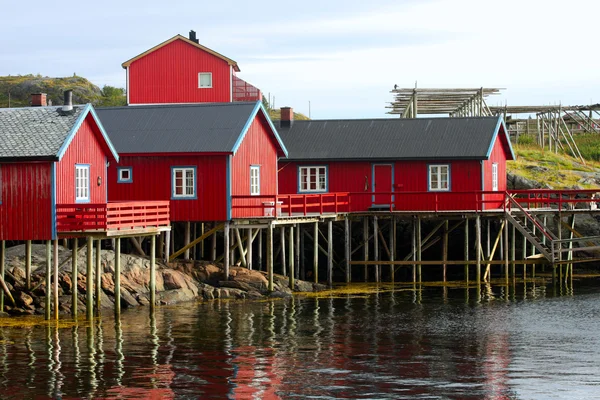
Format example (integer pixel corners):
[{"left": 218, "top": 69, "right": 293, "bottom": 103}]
[{"left": 98, "top": 85, "right": 126, "bottom": 107}]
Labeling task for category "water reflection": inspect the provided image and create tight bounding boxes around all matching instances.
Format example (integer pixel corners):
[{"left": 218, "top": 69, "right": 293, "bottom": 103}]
[{"left": 0, "top": 280, "right": 598, "bottom": 398}]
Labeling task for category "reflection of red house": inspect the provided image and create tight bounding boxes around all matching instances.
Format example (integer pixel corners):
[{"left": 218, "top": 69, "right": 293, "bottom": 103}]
[
  {"left": 277, "top": 109, "right": 514, "bottom": 211},
  {"left": 123, "top": 31, "right": 262, "bottom": 105}
]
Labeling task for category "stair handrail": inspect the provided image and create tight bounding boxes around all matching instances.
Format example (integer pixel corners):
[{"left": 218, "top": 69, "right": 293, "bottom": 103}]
[{"left": 506, "top": 195, "right": 557, "bottom": 243}]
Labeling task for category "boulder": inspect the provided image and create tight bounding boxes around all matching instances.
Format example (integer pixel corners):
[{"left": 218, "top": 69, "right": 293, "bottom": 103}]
[
  {"left": 158, "top": 288, "right": 196, "bottom": 305},
  {"left": 16, "top": 291, "right": 33, "bottom": 307}
]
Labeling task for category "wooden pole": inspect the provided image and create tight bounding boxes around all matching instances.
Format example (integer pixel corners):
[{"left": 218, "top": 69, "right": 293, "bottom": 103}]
[
  {"left": 504, "top": 217, "right": 509, "bottom": 284},
  {"left": 25, "top": 240, "right": 32, "bottom": 290},
  {"left": 363, "top": 217, "right": 369, "bottom": 282},
  {"left": 72, "top": 239, "right": 78, "bottom": 318},
  {"left": 234, "top": 228, "right": 247, "bottom": 268},
  {"left": 150, "top": 235, "right": 156, "bottom": 310},
  {"left": 224, "top": 222, "right": 230, "bottom": 280},
  {"left": 280, "top": 227, "right": 286, "bottom": 277},
  {"left": 442, "top": 220, "right": 449, "bottom": 283},
  {"left": 0, "top": 241, "right": 4, "bottom": 312},
  {"left": 417, "top": 216, "right": 422, "bottom": 283},
  {"left": 211, "top": 223, "right": 217, "bottom": 261},
  {"left": 288, "top": 225, "right": 295, "bottom": 289},
  {"left": 114, "top": 237, "right": 121, "bottom": 316},
  {"left": 374, "top": 216, "right": 380, "bottom": 282},
  {"left": 476, "top": 216, "right": 481, "bottom": 285},
  {"left": 86, "top": 236, "right": 93, "bottom": 321},
  {"left": 345, "top": 217, "right": 351, "bottom": 283},
  {"left": 247, "top": 228, "right": 253, "bottom": 270},
  {"left": 464, "top": 218, "right": 469, "bottom": 283},
  {"left": 267, "top": 222, "right": 274, "bottom": 291},
  {"left": 327, "top": 219, "right": 333, "bottom": 286},
  {"left": 511, "top": 225, "right": 516, "bottom": 280},
  {"left": 313, "top": 222, "right": 319, "bottom": 283},
  {"left": 184, "top": 222, "right": 191, "bottom": 260},
  {"left": 201, "top": 223, "right": 205, "bottom": 260},
  {"left": 258, "top": 228, "right": 263, "bottom": 271},
  {"left": 164, "top": 225, "right": 171, "bottom": 263},
  {"left": 412, "top": 219, "right": 416, "bottom": 282},
  {"left": 170, "top": 223, "right": 224, "bottom": 262},
  {"left": 158, "top": 232, "right": 164, "bottom": 261},
  {"left": 95, "top": 239, "right": 102, "bottom": 313},
  {"left": 45, "top": 240, "right": 52, "bottom": 320},
  {"left": 391, "top": 216, "right": 396, "bottom": 283},
  {"left": 295, "top": 224, "right": 300, "bottom": 280},
  {"left": 301, "top": 226, "right": 306, "bottom": 280}
]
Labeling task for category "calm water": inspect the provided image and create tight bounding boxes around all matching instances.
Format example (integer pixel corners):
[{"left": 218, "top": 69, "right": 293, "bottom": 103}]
[{"left": 1, "top": 281, "right": 600, "bottom": 399}]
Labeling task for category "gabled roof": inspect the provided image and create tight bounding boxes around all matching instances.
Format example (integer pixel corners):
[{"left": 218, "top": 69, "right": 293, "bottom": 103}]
[
  {"left": 96, "top": 101, "right": 288, "bottom": 157},
  {"left": 277, "top": 116, "right": 515, "bottom": 161},
  {"left": 0, "top": 104, "right": 119, "bottom": 162},
  {"left": 122, "top": 34, "right": 241, "bottom": 72}
]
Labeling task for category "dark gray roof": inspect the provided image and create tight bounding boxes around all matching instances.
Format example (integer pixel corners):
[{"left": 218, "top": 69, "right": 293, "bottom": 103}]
[
  {"left": 277, "top": 117, "right": 509, "bottom": 161},
  {"left": 0, "top": 106, "right": 85, "bottom": 160},
  {"left": 96, "top": 102, "right": 275, "bottom": 154}
]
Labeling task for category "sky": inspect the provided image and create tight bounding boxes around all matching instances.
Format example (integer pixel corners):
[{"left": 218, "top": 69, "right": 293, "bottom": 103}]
[{"left": 1, "top": 0, "right": 599, "bottom": 119}]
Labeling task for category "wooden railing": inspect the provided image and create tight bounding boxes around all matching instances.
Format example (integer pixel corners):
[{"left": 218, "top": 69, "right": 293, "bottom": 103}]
[
  {"left": 56, "top": 201, "right": 170, "bottom": 232},
  {"left": 507, "top": 189, "right": 599, "bottom": 210}
]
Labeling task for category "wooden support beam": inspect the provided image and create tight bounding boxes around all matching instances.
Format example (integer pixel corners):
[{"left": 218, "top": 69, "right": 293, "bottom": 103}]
[
  {"left": 504, "top": 217, "right": 509, "bottom": 284},
  {"left": 280, "top": 226, "right": 286, "bottom": 277},
  {"left": 247, "top": 228, "right": 253, "bottom": 271},
  {"left": 86, "top": 236, "right": 93, "bottom": 321},
  {"left": 95, "top": 239, "right": 102, "bottom": 313},
  {"left": 377, "top": 222, "right": 391, "bottom": 260},
  {"left": 184, "top": 221, "right": 191, "bottom": 260},
  {"left": 476, "top": 216, "right": 481, "bottom": 285},
  {"left": 211, "top": 223, "right": 217, "bottom": 261},
  {"left": 114, "top": 237, "right": 121, "bottom": 316},
  {"left": 234, "top": 228, "right": 247, "bottom": 268},
  {"left": 443, "top": 220, "right": 448, "bottom": 282},
  {"left": 224, "top": 222, "right": 230, "bottom": 280},
  {"left": 483, "top": 220, "right": 505, "bottom": 281},
  {"left": 295, "top": 224, "right": 300, "bottom": 280},
  {"left": 0, "top": 241, "right": 15, "bottom": 309},
  {"left": 72, "top": 239, "right": 78, "bottom": 318},
  {"left": 374, "top": 216, "right": 380, "bottom": 282},
  {"left": 25, "top": 240, "right": 32, "bottom": 290},
  {"left": 169, "top": 223, "right": 224, "bottom": 262},
  {"left": 267, "top": 222, "right": 274, "bottom": 291},
  {"left": 417, "top": 216, "right": 422, "bottom": 282},
  {"left": 363, "top": 217, "right": 369, "bottom": 282},
  {"left": 289, "top": 225, "right": 295, "bottom": 289},
  {"left": 345, "top": 217, "right": 351, "bottom": 283},
  {"left": 158, "top": 232, "right": 164, "bottom": 260},
  {"left": 258, "top": 228, "right": 263, "bottom": 271},
  {"left": 327, "top": 219, "right": 333, "bottom": 286},
  {"left": 130, "top": 237, "right": 146, "bottom": 257},
  {"left": 164, "top": 224, "right": 171, "bottom": 263},
  {"left": 464, "top": 218, "right": 469, "bottom": 283},
  {"left": 150, "top": 235, "right": 156, "bottom": 310},
  {"left": 390, "top": 217, "right": 396, "bottom": 283},
  {"left": 313, "top": 222, "right": 319, "bottom": 283},
  {"left": 412, "top": 219, "right": 416, "bottom": 282}
]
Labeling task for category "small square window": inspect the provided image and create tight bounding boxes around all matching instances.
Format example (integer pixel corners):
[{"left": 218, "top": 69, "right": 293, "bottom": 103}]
[
  {"left": 428, "top": 164, "right": 450, "bottom": 191},
  {"left": 198, "top": 73, "right": 212, "bottom": 88},
  {"left": 118, "top": 167, "right": 132, "bottom": 183}
]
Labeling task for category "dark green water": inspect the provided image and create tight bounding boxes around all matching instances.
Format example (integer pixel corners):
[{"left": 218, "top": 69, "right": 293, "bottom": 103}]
[{"left": 1, "top": 281, "right": 600, "bottom": 399}]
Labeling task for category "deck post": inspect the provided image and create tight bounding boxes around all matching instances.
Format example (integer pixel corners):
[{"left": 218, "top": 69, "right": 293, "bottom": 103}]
[
  {"left": 114, "top": 237, "right": 121, "bottom": 316},
  {"left": 25, "top": 240, "right": 32, "bottom": 290},
  {"left": 486, "top": 219, "right": 491, "bottom": 262},
  {"left": 164, "top": 225, "right": 171, "bottom": 263},
  {"left": 522, "top": 217, "right": 527, "bottom": 272},
  {"left": 464, "top": 218, "right": 469, "bottom": 283},
  {"left": 504, "top": 217, "right": 509, "bottom": 284},
  {"left": 170, "top": 226, "right": 174, "bottom": 256},
  {"left": 345, "top": 217, "right": 351, "bottom": 283},
  {"left": 45, "top": 240, "right": 51, "bottom": 320},
  {"left": 247, "top": 228, "right": 253, "bottom": 270},
  {"left": 258, "top": 228, "right": 263, "bottom": 271},
  {"left": 301, "top": 226, "right": 306, "bottom": 280},
  {"left": 224, "top": 222, "right": 230, "bottom": 280},
  {"left": 541, "top": 216, "right": 547, "bottom": 272},
  {"left": 267, "top": 222, "right": 274, "bottom": 291},
  {"left": 417, "top": 216, "right": 422, "bottom": 283},
  {"left": 511, "top": 225, "right": 516, "bottom": 280},
  {"left": 201, "top": 223, "right": 205, "bottom": 260},
  {"left": 288, "top": 225, "right": 294, "bottom": 289},
  {"left": 568, "top": 215, "right": 575, "bottom": 281},
  {"left": 374, "top": 216, "right": 380, "bottom": 282},
  {"left": 150, "top": 235, "right": 156, "bottom": 310},
  {"left": 234, "top": 228, "right": 247, "bottom": 268},
  {"left": 280, "top": 227, "right": 286, "bottom": 277},
  {"left": 442, "top": 220, "right": 449, "bottom": 283},
  {"left": 211, "top": 223, "right": 217, "bottom": 261},
  {"left": 476, "top": 216, "right": 481, "bottom": 285},
  {"left": 558, "top": 213, "right": 563, "bottom": 282},
  {"left": 72, "top": 239, "right": 78, "bottom": 318},
  {"left": 86, "top": 236, "right": 93, "bottom": 321},
  {"left": 327, "top": 219, "right": 333, "bottom": 286},
  {"left": 295, "top": 224, "right": 300, "bottom": 280},
  {"left": 412, "top": 218, "right": 416, "bottom": 282},
  {"left": 363, "top": 217, "right": 369, "bottom": 282},
  {"left": 184, "top": 222, "right": 191, "bottom": 260},
  {"left": 390, "top": 216, "right": 396, "bottom": 283},
  {"left": 158, "top": 233, "right": 164, "bottom": 261},
  {"left": 313, "top": 222, "right": 319, "bottom": 283},
  {"left": 0, "top": 241, "right": 4, "bottom": 311},
  {"left": 95, "top": 239, "right": 102, "bottom": 313}
]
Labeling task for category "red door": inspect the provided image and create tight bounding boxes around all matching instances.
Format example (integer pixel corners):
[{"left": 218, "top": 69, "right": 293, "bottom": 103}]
[{"left": 373, "top": 164, "right": 393, "bottom": 206}]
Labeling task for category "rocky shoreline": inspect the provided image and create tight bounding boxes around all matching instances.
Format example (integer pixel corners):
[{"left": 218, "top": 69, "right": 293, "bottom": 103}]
[{"left": 0, "top": 244, "right": 326, "bottom": 317}]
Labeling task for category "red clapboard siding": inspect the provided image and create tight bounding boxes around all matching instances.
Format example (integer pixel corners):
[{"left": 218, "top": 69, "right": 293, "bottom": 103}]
[
  {"left": 108, "top": 155, "right": 228, "bottom": 221},
  {"left": 0, "top": 162, "right": 53, "bottom": 240},
  {"left": 56, "top": 114, "right": 107, "bottom": 204},
  {"left": 128, "top": 39, "right": 232, "bottom": 105},
  {"left": 231, "top": 114, "right": 279, "bottom": 218},
  {"left": 483, "top": 128, "right": 510, "bottom": 209}
]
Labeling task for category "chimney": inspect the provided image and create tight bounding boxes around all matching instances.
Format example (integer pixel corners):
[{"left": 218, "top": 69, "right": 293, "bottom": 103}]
[
  {"left": 189, "top": 30, "right": 199, "bottom": 44},
  {"left": 280, "top": 107, "right": 293, "bottom": 128},
  {"left": 62, "top": 90, "right": 73, "bottom": 112},
  {"left": 31, "top": 93, "right": 47, "bottom": 107}
]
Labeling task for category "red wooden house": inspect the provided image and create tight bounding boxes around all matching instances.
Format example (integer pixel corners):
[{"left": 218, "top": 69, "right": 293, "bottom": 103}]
[
  {"left": 123, "top": 31, "right": 261, "bottom": 105},
  {"left": 97, "top": 101, "right": 287, "bottom": 221},
  {"left": 0, "top": 98, "right": 119, "bottom": 240},
  {"left": 276, "top": 109, "right": 514, "bottom": 212}
]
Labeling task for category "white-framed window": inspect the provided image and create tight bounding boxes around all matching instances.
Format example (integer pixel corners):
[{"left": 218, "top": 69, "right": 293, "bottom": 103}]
[
  {"left": 75, "top": 164, "right": 90, "bottom": 202},
  {"left": 299, "top": 166, "right": 327, "bottom": 193},
  {"left": 172, "top": 167, "right": 196, "bottom": 198},
  {"left": 250, "top": 165, "right": 260, "bottom": 195},
  {"left": 117, "top": 167, "right": 132, "bottom": 183},
  {"left": 492, "top": 163, "right": 498, "bottom": 191},
  {"left": 428, "top": 164, "right": 450, "bottom": 191},
  {"left": 198, "top": 72, "right": 212, "bottom": 88}
]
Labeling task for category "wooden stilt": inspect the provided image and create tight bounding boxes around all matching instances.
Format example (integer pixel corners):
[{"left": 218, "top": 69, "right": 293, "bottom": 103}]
[
  {"left": 170, "top": 226, "right": 175, "bottom": 256},
  {"left": 114, "top": 237, "right": 121, "bottom": 316},
  {"left": 390, "top": 217, "right": 396, "bottom": 283},
  {"left": 44, "top": 241, "right": 51, "bottom": 320},
  {"left": 247, "top": 228, "right": 253, "bottom": 270},
  {"left": 224, "top": 222, "right": 230, "bottom": 280},
  {"left": 442, "top": 220, "right": 448, "bottom": 283},
  {"left": 150, "top": 235, "right": 156, "bottom": 310},
  {"left": 345, "top": 217, "right": 351, "bottom": 283},
  {"left": 504, "top": 217, "right": 509, "bottom": 284},
  {"left": 464, "top": 219, "right": 469, "bottom": 283},
  {"left": 211, "top": 223, "right": 217, "bottom": 261},
  {"left": 25, "top": 240, "right": 32, "bottom": 290},
  {"left": 267, "top": 222, "right": 274, "bottom": 291},
  {"left": 294, "top": 224, "right": 300, "bottom": 280},
  {"left": 0, "top": 241, "right": 4, "bottom": 312},
  {"left": 158, "top": 233, "right": 164, "bottom": 261},
  {"left": 486, "top": 219, "right": 491, "bottom": 262},
  {"left": 412, "top": 218, "right": 416, "bottom": 282},
  {"left": 313, "top": 222, "right": 319, "bottom": 283},
  {"left": 184, "top": 222, "right": 191, "bottom": 260},
  {"left": 201, "top": 223, "right": 205, "bottom": 260},
  {"left": 301, "top": 226, "right": 306, "bottom": 280},
  {"left": 374, "top": 216, "right": 380, "bottom": 282},
  {"left": 86, "top": 237, "right": 93, "bottom": 321},
  {"left": 511, "top": 225, "right": 516, "bottom": 280},
  {"left": 476, "top": 216, "right": 481, "bottom": 285},
  {"left": 417, "top": 216, "right": 422, "bottom": 283},
  {"left": 234, "top": 228, "right": 247, "bottom": 268},
  {"left": 95, "top": 239, "right": 102, "bottom": 313},
  {"left": 192, "top": 223, "right": 197, "bottom": 260},
  {"left": 327, "top": 219, "right": 333, "bottom": 286},
  {"left": 164, "top": 225, "right": 171, "bottom": 263},
  {"left": 280, "top": 227, "right": 286, "bottom": 277},
  {"left": 72, "top": 239, "right": 78, "bottom": 318},
  {"left": 258, "top": 228, "right": 263, "bottom": 271},
  {"left": 363, "top": 217, "right": 369, "bottom": 282},
  {"left": 289, "top": 225, "right": 294, "bottom": 289}
]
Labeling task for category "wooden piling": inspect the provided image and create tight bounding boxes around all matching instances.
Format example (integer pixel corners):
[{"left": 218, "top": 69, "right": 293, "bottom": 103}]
[
  {"left": 476, "top": 216, "right": 481, "bottom": 285},
  {"left": 25, "top": 240, "right": 32, "bottom": 290},
  {"left": 0, "top": 241, "right": 4, "bottom": 312},
  {"left": 158, "top": 233, "right": 164, "bottom": 261},
  {"left": 211, "top": 223, "right": 217, "bottom": 261},
  {"left": 464, "top": 219, "right": 469, "bottom": 283},
  {"left": 72, "top": 239, "right": 78, "bottom": 318},
  {"left": 295, "top": 224, "right": 300, "bottom": 280},
  {"left": 390, "top": 216, "right": 396, "bottom": 283},
  {"left": 95, "top": 239, "right": 102, "bottom": 313},
  {"left": 363, "top": 217, "right": 369, "bottom": 282},
  {"left": 150, "top": 235, "right": 156, "bottom": 310},
  {"left": 417, "top": 216, "right": 422, "bottom": 283},
  {"left": 258, "top": 228, "right": 263, "bottom": 271},
  {"left": 280, "top": 227, "right": 286, "bottom": 277},
  {"left": 45, "top": 240, "right": 51, "bottom": 320},
  {"left": 301, "top": 226, "right": 306, "bottom": 280},
  {"left": 412, "top": 219, "right": 416, "bottom": 282},
  {"left": 442, "top": 220, "right": 449, "bottom": 283},
  {"left": 86, "top": 236, "right": 93, "bottom": 321},
  {"left": 247, "top": 228, "right": 253, "bottom": 270},
  {"left": 184, "top": 221, "right": 191, "bottom": 260},
  {"left": 114, "top": 237, "right": 121, "bottom": 316},
  {"left": 374, "top": 216, "right": 380, "bottom": 282},
  {"left": 511, "top": 225, "right": 516, "bottom": 280},
  {"left": 345, "top": 217, "right": 351, "bottom": 283},
  {"left": 164, "top": 224, "right": 171, "bottom": 263},
  {"left": 313, "top": 222, "right": 319, "bottom": 283},
  {"left": 224, "top": 222, "right": 230, "bottom": 280},
  {"left": 234, "top": 228, "right": 247, "bottom": 268},
  {"left": 327, "top": 219, "right": 333, "bottom": 286},
  {"left": 267, "top": 222, "right": 274, "bottom": 291},
  {"left": 53, "top": 239, "right": 59, "bottom": 320},
  {"left": 288, "top": 225, "right": 294, "bottom": 289},
  {"left": 504, "top": 217, "right": 509, "bottom": 284}
]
